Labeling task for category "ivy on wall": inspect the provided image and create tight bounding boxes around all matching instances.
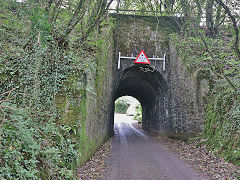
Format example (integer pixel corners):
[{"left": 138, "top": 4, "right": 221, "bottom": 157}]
[
  {"left": 0, "top": 1, "right": 113, "bottom": 179},
  {"left": 171, "top": 34, "right": 240, "bottom": 166}
]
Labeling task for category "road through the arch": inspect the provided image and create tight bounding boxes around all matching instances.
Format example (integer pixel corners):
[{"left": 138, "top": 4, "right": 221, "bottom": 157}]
[{"left": 102, "top": 114, "right": 207, "bottom": 180}]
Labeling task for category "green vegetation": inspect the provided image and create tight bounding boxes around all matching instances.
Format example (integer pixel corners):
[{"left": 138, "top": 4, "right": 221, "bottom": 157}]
[
  {"left": 0, "top": 0, "right": 239, "bottom": 178},
  {"left": 116, "top": 0, "right": 239, "bottom": 167},
  {"left": 115, "top": 1, "right": 239, "bottom": 165},
  {"left": 0, "top": 0, "right": 113, "bottom": 179},
  {"left": 134, "top": 104, "right": 142, "bottom": 122},
  {"left": 115, "top": 99, "right": 130, "bottom": 114},
  {"left": 171, "top": 32, "right": 240, "bottom": 165}
]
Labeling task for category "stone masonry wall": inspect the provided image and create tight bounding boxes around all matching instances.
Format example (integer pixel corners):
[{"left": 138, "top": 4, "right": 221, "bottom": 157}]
[
  {"left": 84, "top": 27, "right": 115, "bottom": 150},
  {"left": 56, "top": 15, "right": 210, "bottom": 166},
  {"left": 113, "top": 14, "right": 208, "bottom": 139},
  {"left": 168, "top": 39, "right": 209, "bottom": 138},
  {"left": 55, "top": 24, "right": 115, "bottom": 164}
]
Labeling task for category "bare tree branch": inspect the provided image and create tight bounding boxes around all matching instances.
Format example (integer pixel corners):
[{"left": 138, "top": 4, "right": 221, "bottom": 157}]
[
  {"left": 79, "top": 0, "right": 114, "bottom": 42},
  {"left": 215, "top": 0, "right": 240, "bottom": 61},
  {"left": 179, "top": 0, "right": 238, "bottom": 93},
  {"left": 46, "top": 0, "right": 54, "bottom": 12},
  {"left": 0, "top": 87, "right": 19, "bottom": 98},
  {"left": 50, "top": 0, "right": 63, "bottom": 24},
  {"left": 0, "top": 107, "right": 5, "bottom": 129}
]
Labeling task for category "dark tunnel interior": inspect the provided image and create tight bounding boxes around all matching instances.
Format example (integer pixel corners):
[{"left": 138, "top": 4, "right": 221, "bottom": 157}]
[{"left": 112, "top": 65, "right": 168, "bottom": 133}]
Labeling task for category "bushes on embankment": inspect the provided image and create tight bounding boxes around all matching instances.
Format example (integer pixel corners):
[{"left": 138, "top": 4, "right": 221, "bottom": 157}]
[
  {"left": 0, "top": 1, "right": 111, "bottom": 179},
  {"left": 171, "top": 34, "right": 240, "bottom": 166},
  {"left": 115, "top": 99, "right": 130, "bottom": 114}
]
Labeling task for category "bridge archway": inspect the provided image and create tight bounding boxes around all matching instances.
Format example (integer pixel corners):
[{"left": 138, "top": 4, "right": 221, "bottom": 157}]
[{"left": 112, "top": 65, "right": 169, "bottom": 135}]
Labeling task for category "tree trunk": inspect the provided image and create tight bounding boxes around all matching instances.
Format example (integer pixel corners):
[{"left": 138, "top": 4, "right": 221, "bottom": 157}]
[
  {"left": 194, "top": 0, "right": 202, "bottom": 26},
  {"left": 213, "top": 4, "right": 222, "bottom": 35},
  {"left": 206, "top": 0, "right": 214, "bottom": 37}
]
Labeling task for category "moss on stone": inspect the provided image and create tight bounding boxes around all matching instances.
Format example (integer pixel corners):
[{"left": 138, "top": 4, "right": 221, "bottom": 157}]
[
  {"left": 170, "top": 34, "right": 240, "bottom": 166},
  {"left": 55, "top": 81, "right": 86, "bottom": 125},
  {"left": 111, "top": 14, "right": 181, "bottom": 34}
]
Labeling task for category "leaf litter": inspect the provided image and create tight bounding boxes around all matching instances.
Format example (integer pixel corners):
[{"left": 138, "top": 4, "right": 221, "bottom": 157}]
[
  {"left": 157, "top": 136, "right": 240, "bottom": 180},
  {"left": 78, "top": 138, "right": 112, "bottom": 180}
]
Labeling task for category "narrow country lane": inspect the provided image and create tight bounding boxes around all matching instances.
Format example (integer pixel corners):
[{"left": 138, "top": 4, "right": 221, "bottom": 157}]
[{"left": 102, "top": 114, "right": 207, "bottom": 180}]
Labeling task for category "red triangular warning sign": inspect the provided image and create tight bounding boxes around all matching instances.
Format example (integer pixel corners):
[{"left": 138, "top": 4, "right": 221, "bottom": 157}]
[{"left": 134, "top": 50, "right": 150, "bottom": 64}]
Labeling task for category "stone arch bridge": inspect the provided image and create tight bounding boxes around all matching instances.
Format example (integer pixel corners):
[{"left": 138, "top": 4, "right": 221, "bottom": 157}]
[
  {"left": 59, "top": 14, "right": 210, "bottom": 146},
  {"left": 106, "top": 14, "right": 208, "bottom": 140}
]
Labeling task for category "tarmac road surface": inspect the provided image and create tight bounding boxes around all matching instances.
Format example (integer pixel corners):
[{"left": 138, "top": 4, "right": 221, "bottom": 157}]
[{"left": 102, "top": 114, "right": 207, "bottom": 180}]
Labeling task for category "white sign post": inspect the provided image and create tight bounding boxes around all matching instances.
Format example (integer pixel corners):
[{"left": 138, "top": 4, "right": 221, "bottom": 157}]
[{"left": 117, "top": 50, "right": 166, "bottom": 71}]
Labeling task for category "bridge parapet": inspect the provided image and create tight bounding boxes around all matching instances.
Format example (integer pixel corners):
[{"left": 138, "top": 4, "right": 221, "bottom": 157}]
[{"left": 112, "top": 14, "right": 180, "bottom": 79}]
